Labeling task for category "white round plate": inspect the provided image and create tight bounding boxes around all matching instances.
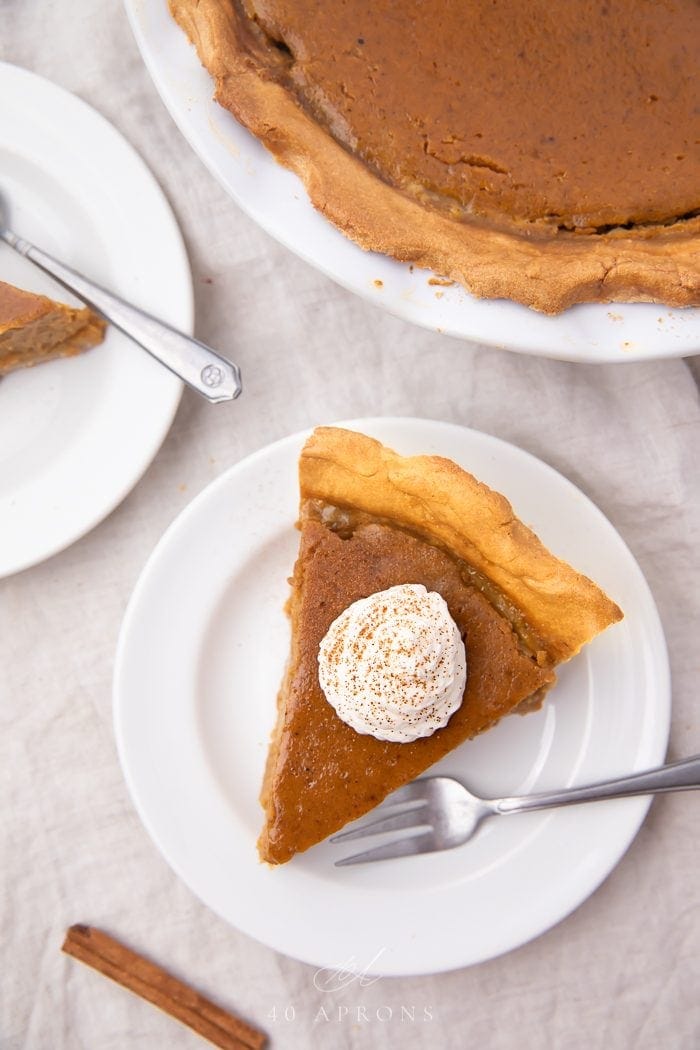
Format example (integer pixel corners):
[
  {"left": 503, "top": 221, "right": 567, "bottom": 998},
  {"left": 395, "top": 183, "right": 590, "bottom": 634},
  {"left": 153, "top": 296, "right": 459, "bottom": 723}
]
[
  {"left": 114, "top": 417, "right": 670, "bottom": 976},
  {"left": 0, "top": 62, "right": 187, "bottom": 577},
  {"left": 124, "top": 1, "right": 700, "bottom": 362}
]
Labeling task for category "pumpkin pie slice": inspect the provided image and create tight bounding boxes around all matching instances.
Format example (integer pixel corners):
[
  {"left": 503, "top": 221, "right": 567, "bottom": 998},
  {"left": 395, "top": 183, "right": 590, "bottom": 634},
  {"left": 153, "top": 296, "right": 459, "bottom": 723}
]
[
  {"left": 170, "top": 0, "right": 699, "bottom": 313},
  {"left": 258, "top": 427, "right": 622, "bottom": 864},
  {"left": 0, "top": 280, "right": 105, "bottom": 376}
]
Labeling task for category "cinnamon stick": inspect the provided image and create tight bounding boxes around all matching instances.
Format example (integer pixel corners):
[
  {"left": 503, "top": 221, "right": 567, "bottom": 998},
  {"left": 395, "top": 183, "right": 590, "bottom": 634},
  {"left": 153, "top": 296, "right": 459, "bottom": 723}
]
[{"left": 62, "top": 925, "right": 266, "bottom": 1050}]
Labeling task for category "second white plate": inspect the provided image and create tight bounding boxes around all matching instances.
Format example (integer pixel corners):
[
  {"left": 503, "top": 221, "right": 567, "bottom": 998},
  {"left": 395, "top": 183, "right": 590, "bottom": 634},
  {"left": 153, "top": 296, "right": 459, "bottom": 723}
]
[
  {"left": 114, "top": 418, "right": 670, "bottom": 976},
  {"left": 0, "top": 63, "right": 187, "bottom": 576}
]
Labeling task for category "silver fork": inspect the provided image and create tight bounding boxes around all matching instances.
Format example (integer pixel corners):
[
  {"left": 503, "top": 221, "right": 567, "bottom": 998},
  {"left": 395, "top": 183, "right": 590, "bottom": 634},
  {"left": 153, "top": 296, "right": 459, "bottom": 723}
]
[{"left": 331, "top": 754, "right": 700, "bottom": 866}]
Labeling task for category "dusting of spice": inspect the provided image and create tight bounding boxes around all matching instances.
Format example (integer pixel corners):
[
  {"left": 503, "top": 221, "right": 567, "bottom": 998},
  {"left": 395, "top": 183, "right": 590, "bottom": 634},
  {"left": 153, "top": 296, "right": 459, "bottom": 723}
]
[{"left": 317, "top": 583, "right": 467, "bottom": 742}]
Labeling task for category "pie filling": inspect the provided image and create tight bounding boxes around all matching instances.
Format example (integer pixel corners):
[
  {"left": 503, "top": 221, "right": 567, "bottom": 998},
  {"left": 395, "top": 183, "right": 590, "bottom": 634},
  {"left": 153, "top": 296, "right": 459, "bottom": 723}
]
[
  {"left": 0, "top": 281, "right": 106, "bottom": 375},
  {"left": 238, "top": 0, "right": 700, "bottom": 238},
  {"left": 171, "top": 0, "right": 700, "bottom": 310},
  {"left": 258, "top": 504, "right": 555, "bottom": 864},
  {"left": 306, "top": 498, "right": 552, "bottom": 664}
]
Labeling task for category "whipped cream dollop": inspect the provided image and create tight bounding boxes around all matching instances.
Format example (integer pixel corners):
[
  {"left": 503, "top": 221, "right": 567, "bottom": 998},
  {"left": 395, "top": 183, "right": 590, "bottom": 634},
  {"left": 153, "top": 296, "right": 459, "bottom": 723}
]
[{"left": 318, "top": 584, "right": 467, "bottom": 743}]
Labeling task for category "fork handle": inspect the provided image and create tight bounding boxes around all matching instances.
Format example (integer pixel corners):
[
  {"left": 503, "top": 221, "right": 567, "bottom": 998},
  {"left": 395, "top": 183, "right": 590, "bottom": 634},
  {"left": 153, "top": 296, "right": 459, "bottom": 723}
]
[
  {"left": 0, "top": 228, "right": 242, "bottom": 404},
  {"left": 496, "top": 754, "right": 700, "bottom": 815}
]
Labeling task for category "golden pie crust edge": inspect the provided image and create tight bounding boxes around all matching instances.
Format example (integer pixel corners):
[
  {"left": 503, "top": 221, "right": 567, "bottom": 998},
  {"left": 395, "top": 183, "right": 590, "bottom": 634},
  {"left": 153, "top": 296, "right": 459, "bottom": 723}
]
[
  {"left": 300, "top": 427, "right": 623, "bottom": 664},
  {"left": 170, "top": 0, "right": 699, "bottom": 314}
]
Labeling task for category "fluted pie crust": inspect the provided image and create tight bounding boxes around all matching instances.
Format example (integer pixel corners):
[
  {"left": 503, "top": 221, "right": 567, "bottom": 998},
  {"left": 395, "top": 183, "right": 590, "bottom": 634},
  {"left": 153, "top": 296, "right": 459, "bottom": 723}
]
[
  {"left": 258, "top": 428, "right": 622, "bottom": 864},
  {"left": 170, "top": 0, "right": 699, "bottom": 313}
]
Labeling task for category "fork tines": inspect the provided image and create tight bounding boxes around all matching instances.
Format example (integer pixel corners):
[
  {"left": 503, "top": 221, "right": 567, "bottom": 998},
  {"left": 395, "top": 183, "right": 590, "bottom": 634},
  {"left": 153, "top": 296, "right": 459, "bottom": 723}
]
[{"left": 331, "top": 783, "right": 435, "bottom": 866}]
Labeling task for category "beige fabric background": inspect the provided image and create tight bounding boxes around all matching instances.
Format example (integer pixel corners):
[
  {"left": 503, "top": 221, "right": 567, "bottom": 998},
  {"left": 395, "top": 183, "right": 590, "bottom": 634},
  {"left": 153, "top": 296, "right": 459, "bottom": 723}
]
[{"left": 2, "top": 4, "right": 700, "bottom": 1048}]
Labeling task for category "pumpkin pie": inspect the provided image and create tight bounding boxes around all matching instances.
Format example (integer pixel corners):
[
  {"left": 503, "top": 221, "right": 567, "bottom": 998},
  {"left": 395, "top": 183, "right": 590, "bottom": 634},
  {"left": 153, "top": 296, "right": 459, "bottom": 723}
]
[
  {"left": 170, "top": 0, "right": 699, "bottom": 313},
  {"left": 0, "top": 280, "right": 105, "bottom": 376},
  {"left": 258, "top": 427, "right": 622, "bottom": 864}
]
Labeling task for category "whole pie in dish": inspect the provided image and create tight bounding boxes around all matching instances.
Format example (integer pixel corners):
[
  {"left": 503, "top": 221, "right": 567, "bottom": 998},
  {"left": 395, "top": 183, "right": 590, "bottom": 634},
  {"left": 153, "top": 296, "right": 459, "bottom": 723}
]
[
  {"left": 0, "top": 280, "right": 105, "bottom": 376},
  {"left": 170, "top": 0, "right": 700, "bottom": 313},
  {"left": 258, "top": 427, "right": 623, "bottom": 864}
]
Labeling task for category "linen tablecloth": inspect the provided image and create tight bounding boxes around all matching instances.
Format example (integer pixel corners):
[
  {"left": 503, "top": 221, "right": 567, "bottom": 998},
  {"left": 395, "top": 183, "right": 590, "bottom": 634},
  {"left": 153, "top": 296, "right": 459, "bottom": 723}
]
[{"left": 1, "top": 4, "right": 699, "bottom": 1048}]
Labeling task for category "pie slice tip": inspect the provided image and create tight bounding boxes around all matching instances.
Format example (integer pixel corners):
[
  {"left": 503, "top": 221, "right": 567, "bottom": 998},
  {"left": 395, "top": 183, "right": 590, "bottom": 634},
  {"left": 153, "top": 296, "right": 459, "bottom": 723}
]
[{"left": 0, "top": 279, "right": 106, "bottom": 376}]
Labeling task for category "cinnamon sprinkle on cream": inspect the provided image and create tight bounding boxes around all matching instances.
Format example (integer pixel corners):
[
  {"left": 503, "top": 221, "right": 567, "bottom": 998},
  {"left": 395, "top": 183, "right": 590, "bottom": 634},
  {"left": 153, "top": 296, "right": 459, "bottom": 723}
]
[{"left": 317, "top": 584, "right": 467, "bottom": 742}]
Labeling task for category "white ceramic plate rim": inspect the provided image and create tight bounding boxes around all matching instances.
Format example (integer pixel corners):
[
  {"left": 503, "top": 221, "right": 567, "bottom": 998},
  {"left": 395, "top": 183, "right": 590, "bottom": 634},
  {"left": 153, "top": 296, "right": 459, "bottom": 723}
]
[
  {"left": 123, "top": 0, "right": 700, "bottom": 362},
  {"left": 114, "top": 417, "right": 670, "bottom": 976},
  {"left": 0, "top": 62, "right": 187, "bottom": 576}
]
